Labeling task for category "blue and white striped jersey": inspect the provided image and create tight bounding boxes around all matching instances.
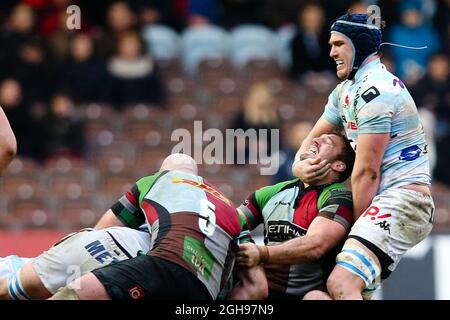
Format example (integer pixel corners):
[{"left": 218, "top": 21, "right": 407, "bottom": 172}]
[{"left": 323, "top": 58, "right": 431, "bottom": 194}]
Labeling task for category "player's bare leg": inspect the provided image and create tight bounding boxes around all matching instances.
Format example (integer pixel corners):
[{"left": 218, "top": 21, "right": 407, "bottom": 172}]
[
  {"left": 326, "top": 239, "right": 380, "bottom": 300},
  {"left": 302, "top": 289, "right": 332, "bottom": 300},
  {"left": 326, "top": 265, "right": 365, "bottom": 299},
  {"left": 0, "top": 277, "right": 8, "bottom": 299},
  {"left": 50, "top": 272, "right": 111, "bottom": 300},
  {"left": 0, "top": 261, "right": 46, "bottom": 300},
  {"left": 17, "top": 262, "right": 52, "bottom": 299}
]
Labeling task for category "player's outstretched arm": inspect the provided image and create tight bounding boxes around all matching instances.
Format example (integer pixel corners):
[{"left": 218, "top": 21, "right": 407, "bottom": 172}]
[
  {"left": 292, "top": 116, "right": 338, "bottom": 184},
  {"left": 0, "top": 106, "right": 17, "bottom": 174},
  {"left": 236, "top": 216, "right": 347, "bottom": 266}
]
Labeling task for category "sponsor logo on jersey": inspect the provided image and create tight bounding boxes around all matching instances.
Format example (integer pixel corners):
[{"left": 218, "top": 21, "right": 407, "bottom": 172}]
[
  {"left": 362, "top": 206, "right": 392, "bottom": 234},
  {"left": 85, "top": 240, "right": 119, "bottom": 264},
  {"left": 172, "top": 178, "right": 231, "bottom": 205},
  {"left": 182, "top": 236, "right": 214, "bottom": 280},
  {"left": 361, "top": 86, "right": 380, "bottom": 103},
  {"left": 273, "top": 201, "right": 290, "bottom": 206},
  {"left": 347, "top": 122, "right": 358, "bottom": 130},
  {"left": 399, "top": 145, "right": 421, "bottom": 161},
  {"left": 267, "top": 221, "right": 306, "bottom": 242}
]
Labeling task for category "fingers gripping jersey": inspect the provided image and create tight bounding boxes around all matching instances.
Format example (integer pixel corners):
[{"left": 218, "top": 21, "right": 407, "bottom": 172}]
[
  {"left": 239, "top": 179, "right": 353, "bottom": 298},
  {"left": 323, "top": 58, "right": 431, "bottom": 193},
  {"left": 110, "top": 170, "right": 243, "bottom": 299}
]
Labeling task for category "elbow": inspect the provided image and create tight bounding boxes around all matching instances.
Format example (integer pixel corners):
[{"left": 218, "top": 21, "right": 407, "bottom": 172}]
[
  {"left": 7, "top": 139, "right": 17, "bottom": 159},
  {"left": 0, "top": 137, "right": 17, "bottom": 163},
  {"left": 351, "top": 167, "right": 379, "bottom": 184},
  {"left": 307, "top": 246, "right": 326, "bottom": 262}
]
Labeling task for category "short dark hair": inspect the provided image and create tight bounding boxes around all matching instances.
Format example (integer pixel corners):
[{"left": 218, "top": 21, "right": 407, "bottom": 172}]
[{"left": 333, "top": 134, "right": 355, "bottom": 182}]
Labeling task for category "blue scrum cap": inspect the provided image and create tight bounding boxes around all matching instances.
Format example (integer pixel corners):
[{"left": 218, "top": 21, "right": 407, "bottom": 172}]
[{"left": 330, "top": 13, "right": 383, "bottom": 79}]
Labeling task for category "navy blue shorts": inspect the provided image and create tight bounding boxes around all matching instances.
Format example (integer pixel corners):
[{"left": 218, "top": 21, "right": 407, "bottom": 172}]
[{"left": 92, "top": 255, "right": 212, "bottom": 300}]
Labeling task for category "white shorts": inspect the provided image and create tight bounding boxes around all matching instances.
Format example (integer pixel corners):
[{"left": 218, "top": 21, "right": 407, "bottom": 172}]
[
  {"left": 336, "top": 188, "right": 434, "bottom": 291},
  {"left": 32, "top": 227, "right": 150, "bottom": 294},
  {"left": 0, "top": 256, "right": 31, "bottom": 280}
]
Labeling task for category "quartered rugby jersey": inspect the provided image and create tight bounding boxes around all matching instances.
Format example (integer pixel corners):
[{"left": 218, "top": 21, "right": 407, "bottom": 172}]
[
  {"left": 110, "top": 170, "right": 245, "bottom": 299},
  {"left": 239, "top": 178, "right": 353, "bottom": 298},
  {"left": 323, "top": 58, "right": 431, "bottom": 193}
]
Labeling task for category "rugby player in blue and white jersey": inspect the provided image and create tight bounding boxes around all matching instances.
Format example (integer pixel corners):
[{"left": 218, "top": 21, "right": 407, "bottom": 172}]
[
  {"left": 0, "top": 226, "right": 150, "bottom": 300},
  {"left": 292, "top": 12, "right": 434, "bottom": 299}
]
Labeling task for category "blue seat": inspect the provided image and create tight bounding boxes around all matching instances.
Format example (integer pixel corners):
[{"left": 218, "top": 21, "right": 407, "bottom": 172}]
[
  {"left": 276, "top": 24, "right": 296, "bottom": 70},
  {"left": 142, "top": 24, "right": 181, "bottom": 61},
  {"left": 230, "top": 24, "right": 278, "bottom": 70},
  {"left": 181, "top": 25, "right": 230, "bottom": 76}
]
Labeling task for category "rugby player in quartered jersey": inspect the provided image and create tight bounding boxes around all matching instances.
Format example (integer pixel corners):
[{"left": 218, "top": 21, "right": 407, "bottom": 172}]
[
  {"left": 239, "top": 179, "right": 353, "bottom": 299},
  {"left": 110, "top": 169, "right": 245, "bottom": 298},
  {"left": 234, "top": 133, "right": 356, "bottom": 300}
]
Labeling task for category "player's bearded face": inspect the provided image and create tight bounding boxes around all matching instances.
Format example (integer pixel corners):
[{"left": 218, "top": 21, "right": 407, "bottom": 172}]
[
  {"left": 300, "top": 134, "right": 340, "bottom": 162},
  {"left": 329, "top": 33, "right": 353, "bottom": 80}
]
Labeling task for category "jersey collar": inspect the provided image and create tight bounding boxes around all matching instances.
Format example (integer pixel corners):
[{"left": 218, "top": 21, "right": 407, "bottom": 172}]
[{"left": 354, "top": 57, "right": 381, "bottom": 83}]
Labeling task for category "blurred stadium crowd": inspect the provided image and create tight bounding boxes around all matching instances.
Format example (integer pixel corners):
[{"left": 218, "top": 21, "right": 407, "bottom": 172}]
[{"left": 0, "top": 0, "right": 449, "bottom": 233}]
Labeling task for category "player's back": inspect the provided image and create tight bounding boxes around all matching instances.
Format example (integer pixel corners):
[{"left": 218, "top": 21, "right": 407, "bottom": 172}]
[{"left": 140, "top": 170, "right": 242, "bottom": 298}]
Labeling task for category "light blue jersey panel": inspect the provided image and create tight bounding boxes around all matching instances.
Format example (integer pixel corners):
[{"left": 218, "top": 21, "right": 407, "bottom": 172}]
[{"left": 323, "top": 58, "right": 431, "bottom": 193}]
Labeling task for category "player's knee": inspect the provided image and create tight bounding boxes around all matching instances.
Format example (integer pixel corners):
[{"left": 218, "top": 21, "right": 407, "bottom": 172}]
[
  {"left": 303, "top": 289, "right": 331, "bottom": 300},
  {"left": 49, "top": 286, "right": 80, "bottom": 300},
  {"left": 326, "top": 270, "right": 352, "bottom": 299},
  {"left": 329, "top": 241, "right": 382, "bottom": 299}
]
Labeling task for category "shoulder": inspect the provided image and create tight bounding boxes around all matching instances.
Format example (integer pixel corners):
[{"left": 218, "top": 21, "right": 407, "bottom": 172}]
[
  {"left": 135, "top": 171, "right": 168, "bottom": 190},
  {"left": 317, "top": 183, "right": 352, "bottom": 208},
  {"left": 321, "top": 183, "right": 351, "bottom": 196},
  {"left": 253, "top": 178, "right": 299, "bottom": 207},
  {"left": 333, "top": 80, "right": 351, "bottom": 96},
  {"left": 327, "top": 80, "right": 351, "bottom": 105},
  {"left": 356, "top": 67, "right": 405, "bottom": 107},
  {"left": 256, "top": 178, "right": 299, "bottom": 197}
]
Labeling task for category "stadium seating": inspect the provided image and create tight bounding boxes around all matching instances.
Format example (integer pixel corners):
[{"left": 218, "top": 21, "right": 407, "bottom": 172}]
[
  {"left": 181, "top": 25, "right": 230, "bottom": 77},
  {"left": 142, "top": 24, "right": 181, "bottom": 62},
  {"left": 276, "top": 24, "right": 296, "bottom": 70},
  {"left": 55, "top": 196, "right": 105, "bottom": 231},
  {"left": 2, "top": 196, "right": 56, "bottom": 230},
  {"left": 230, "top": 24, "right": 279, "bottom": 72}
]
